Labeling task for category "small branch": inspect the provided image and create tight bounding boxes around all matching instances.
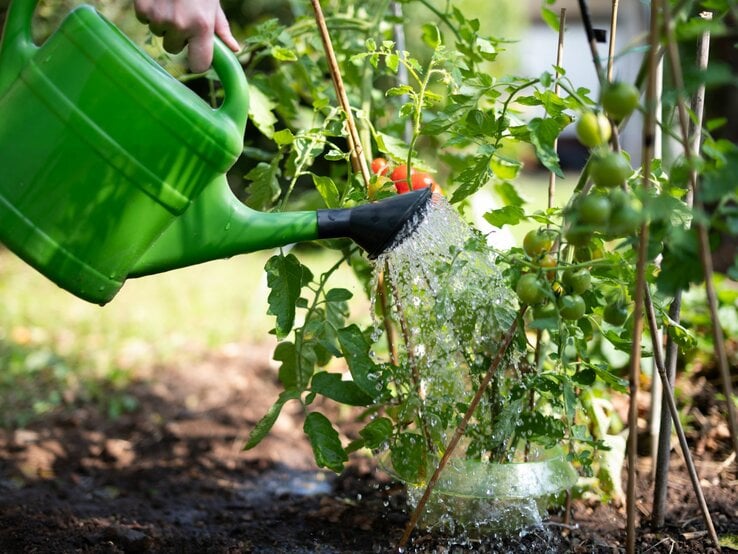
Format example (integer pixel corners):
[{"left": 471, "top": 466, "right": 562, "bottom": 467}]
[
  {"left": 397, "top": 307, "right": 526, "bottom": 551},
  {"left": 310, "top": 0, "right": 372, "bottom": 187},
  {"left": 653, "top": 11, "right": 711, "bottom": 528},
  {"left": 644, "top": 290, "right": 720, "bottom": 547}
]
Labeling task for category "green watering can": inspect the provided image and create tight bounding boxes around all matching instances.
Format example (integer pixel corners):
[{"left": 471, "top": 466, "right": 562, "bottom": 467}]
[{"left": 0, "top": 0, "right": 431, "bottom": 305}]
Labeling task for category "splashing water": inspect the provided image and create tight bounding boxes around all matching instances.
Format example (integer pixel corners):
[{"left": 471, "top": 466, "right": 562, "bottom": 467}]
[{"left": 371, "top": 194, "right": 521, "bottom": 452}]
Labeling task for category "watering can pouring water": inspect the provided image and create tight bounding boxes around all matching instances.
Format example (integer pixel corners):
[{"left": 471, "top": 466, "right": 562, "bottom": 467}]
[{"left": 0, "top": 0, "right": 431, "bottom": 305}]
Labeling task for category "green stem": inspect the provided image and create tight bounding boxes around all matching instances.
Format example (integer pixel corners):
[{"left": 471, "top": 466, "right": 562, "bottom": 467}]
[{"left": 415, "top": 0, "right": 462, "bottom": 41}]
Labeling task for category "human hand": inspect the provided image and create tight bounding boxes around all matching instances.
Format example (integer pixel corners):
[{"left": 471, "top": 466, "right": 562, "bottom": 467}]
[{"left": 133, "top": 0, "right": 240, "bottom": 73}]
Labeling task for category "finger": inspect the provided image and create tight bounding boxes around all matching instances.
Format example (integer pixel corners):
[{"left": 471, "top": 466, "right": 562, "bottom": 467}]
[
  {"left": 215, "top": 7, "right": 240, "bottom": 53},
  {"left": 187, "top": 33, "right": 213, "bottom": 74},
  {"left": 133, "top": 0, "right": 152, "bottom": 24},
  {"left": 149, "top": 21, "right": 168, "bottom": 37},
  {"left": 162, "top": 29, "right": 187, "bottom": 54}
]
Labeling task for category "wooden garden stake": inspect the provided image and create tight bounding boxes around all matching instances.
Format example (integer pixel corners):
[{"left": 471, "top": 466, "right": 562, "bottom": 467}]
[
  {"left": 660, "top": 3, "right": 738, "bottom": 464},
  {"left": 397, "top": 307, "right": 526, "bottom": 551},
  {"left": 653, "top": 11, "right": 712, "bottom": 528},
  {"left": 548, "top": 8, "right": 566, "bottom": 212},
  {"left": 644, "top": 290, "right": 720, "bottom": 547},
  {"left": 626, "top": 2, "right": 660, "bottom": 552},
  {"left": 606, "top": 0, "right": 619, "bottom": 82},
  {"left": 310, "top": 0, "right": 372, "bottom": 187}
]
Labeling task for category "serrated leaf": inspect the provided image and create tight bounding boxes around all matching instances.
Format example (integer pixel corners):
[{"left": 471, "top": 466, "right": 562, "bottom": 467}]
[
  {"left": 304, "top": 412, "right": 348, "bottom": 472},
  {"left": 326, "top": 288, "right": 353, "bottom": 302},
  {"left": 528, "top": 117, "right": 564, "bottom": 177},
  {"left": 490, "top": 156, "right": 522, "bottom": 181},
  {"left": 386, "top": 53, "right": 399, "bottom": 73},
  {"left": 540, "top": 6, "right": 560, "bottom": 32},
  {"left": 421, "top": 23, "right": 441, "bottom": 49},
  {"left": 265, "top": 254, "right": 313, "bottom": 339},
  {"left": 272, "top": 46, "right": 297, "bottom": 61},
  {"left": 450, "top": 154, "right": 493, "bottom": 204},
  {"left": 273, "top": 128, "right": 295, "bottom": 146},
  {"left": 386, "top": 85, "right": 413, "bottom": 97},
  {"left": 483, "top": 206, "right": 525, "bottom": 228},
  {"left": 359, "top": 417, "right": 393, "bottom": 449},
  {"left": 248, "top": 82, "right": 278, "bottom": 139},
  {"left": 311, "top": 372, "right": 373, "bottom": 406},
  {"left": 312, "top": 174, "right": 340, "bottom": 208},
  {"left": 244, "top": 389, "right": 300, "bottom": 450},
  {"left": 390, "top": 432, "right": 426, "bottom": 483},
  {"left": 337, "top": 325, "right": 382, "bottom": 399},
  {"left": 245, "top": 161, "right": 281, "bottom": 210}
]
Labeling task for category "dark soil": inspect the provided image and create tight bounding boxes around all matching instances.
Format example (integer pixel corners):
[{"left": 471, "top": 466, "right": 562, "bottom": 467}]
[{"left": 1, "top": 342, "right": 736, "bottom": 553}]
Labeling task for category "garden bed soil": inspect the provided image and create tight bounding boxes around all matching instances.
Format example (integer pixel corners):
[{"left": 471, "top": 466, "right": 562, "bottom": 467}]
[{"left": 1, "top": 342, "right": 736, "bottom": 553}]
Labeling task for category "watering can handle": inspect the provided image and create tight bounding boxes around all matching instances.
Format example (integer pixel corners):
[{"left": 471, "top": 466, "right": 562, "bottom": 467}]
[{"left": 0, "top": 0, "right": 249, "bottom": 132}]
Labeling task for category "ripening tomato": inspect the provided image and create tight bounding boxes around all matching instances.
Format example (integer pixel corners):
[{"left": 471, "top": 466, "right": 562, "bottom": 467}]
[
  {"left": 603, "top": 301, "right": 629, "bottom": 326},
  {"left": 411, "top": 171, "right": 434, "bottom": 191},
  {"left": 562, "top": 268, "right": 592, "bottom": 295},
  {"left": 523, "top": 229, "right": 555, "bottom": 258},
  {"left": 371, "top": 157, "right": 389, "bottom": 176},
  {"left": 576, "top": 111, "right": 612, "bottom": 148},
  {"left": 390, "top": 165, "right": 410, "bottom": 193}
]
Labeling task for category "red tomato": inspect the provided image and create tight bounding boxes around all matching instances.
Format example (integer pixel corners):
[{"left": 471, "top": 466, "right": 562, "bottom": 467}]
[
  {"left": 390, "top": 165, "right": 410, "bottom": 194},
  {"left": 371, "top": 157, "right": 389, "bottom": 176},
  {"left": 411, "top": 171, "right": 434, "bottom": 191}
]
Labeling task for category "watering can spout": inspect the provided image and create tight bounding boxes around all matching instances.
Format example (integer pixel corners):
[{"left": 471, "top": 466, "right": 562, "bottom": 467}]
[{"left": 130, "top": 179, "right": 433, "bottom": 277}]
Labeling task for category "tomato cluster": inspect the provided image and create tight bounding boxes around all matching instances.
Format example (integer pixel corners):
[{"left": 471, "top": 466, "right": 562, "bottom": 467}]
[
  {"left": 370, "top": 157, "right": 442, "bottom": 195},
  {"left": 516, "top": 229, "right": 591, "bottom": 321}
]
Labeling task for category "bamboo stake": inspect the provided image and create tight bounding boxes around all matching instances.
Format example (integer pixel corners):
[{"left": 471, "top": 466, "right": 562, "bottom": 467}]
[
  {"left": 660, "top": 3, "right": 738, "bottom": 464},
  {"left": 626, "top": 2, "right": 661, "bottom": 552},
  {"left": 310, "top": 0, "right": 372, "bottom": 187},
  {"left": 397, "top": 307, "right": 526, "bottom": 551},
  {"left": 607, "top": 0, "right": 619, "bottom": 82},
  {"left": 548, "top": 9, "right": 566, "bottom": 212},
  {"left": 653, "top": 11, "right": 712, "bottom": 528},
  {"left": 644, "top": 290, "right": 720, "bottom": 547}
]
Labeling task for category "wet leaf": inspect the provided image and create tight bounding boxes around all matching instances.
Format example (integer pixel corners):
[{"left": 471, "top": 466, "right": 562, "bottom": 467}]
[
  {"left": 359, "top": 417, "right": 393, "bottom": 449},
  {"left": 244, "top": 389, "right": 300, "bottom": 450},
  {"left": 265, "top": 254, "right": 313, "bottom": 339},
  {"left": 310, "top": 372, "right": 373, "bottom": 406},
  {"left": 304, "top": 412, "right": 348, "bottom": 472}
]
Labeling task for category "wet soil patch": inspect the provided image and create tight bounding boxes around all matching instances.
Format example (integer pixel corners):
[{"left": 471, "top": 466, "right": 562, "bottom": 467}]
[{"left": 1, "top": 343, "right": 736, "bottom": 552}]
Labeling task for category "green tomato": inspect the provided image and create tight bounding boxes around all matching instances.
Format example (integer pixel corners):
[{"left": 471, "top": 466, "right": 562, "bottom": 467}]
[
  {"left": 533, "top": 301, "right": 558, "bottom": 320},
  {"left": 577, "top": 193, "right": 612, "bottom": 227},
  {"left": 558, "top": 294, "right": 587, "bottom": 320},
  {"left": 603, "top": 301, "right": 629, "bottom": 326},
  {"left": 564, "top": 225, "right": 593, "bottom": 247},
  {"left": 576, "top": 111, "right": 612, "bottom": 148},
  {"left": 562, "top": 268, "right": 592, "bottom": 295},
  {"left": 523, "top": 229, "right": 555, "bottom": 258},
  {"left": 590, "top": 151, "right": 632, "bottom": 189},
  {"left": 601, "top": 81, "right": 639, "bottom": 121},
  {"left": 573, "top": 240, "right": 605, "bottom": 263},
  {"left": 607, "top": 191, "right": 642, "bottom": 237},
  {"left": 516, "top": 274, "right": 546, "bottom": 306}
]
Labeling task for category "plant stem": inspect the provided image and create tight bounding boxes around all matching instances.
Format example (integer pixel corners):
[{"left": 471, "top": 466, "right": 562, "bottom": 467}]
[
  {"left": 653, "top": 11, "right": 711, "bottom": 528},
  {"left": 397, "top": 307, "right": 525, "bottom": 551},
  {"left": 310, "top": 0, "right": 372, "bottom": 186},
  {"left": 548, "top": 9, "right": 566, "bottom": 215},
  {"left": 626, "top": 2, "right": 660, "bottom": 552},
  {"left": 643, "top": 290, "right": 720, "bottom": 547},
  {"left": 661, "top": 2, "right": 738, "bottom": 464}
]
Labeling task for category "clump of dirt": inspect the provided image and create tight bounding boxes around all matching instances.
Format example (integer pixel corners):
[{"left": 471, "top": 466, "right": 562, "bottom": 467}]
[{"left": 0, "top": 342, "right": 736, "bottom": 552}]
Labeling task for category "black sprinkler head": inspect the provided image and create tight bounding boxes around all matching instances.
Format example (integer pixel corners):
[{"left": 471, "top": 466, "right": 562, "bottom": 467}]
[{"left": 316, "top": 188, "right": 433, "bottom": 258}]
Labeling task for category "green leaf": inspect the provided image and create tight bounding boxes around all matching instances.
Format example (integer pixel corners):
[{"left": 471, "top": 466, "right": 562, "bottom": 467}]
[
  {"left": 248, "top": 82, "right": 278, "bottom": 139},
  {"left": 244, "top": 389, "right": 300, "bottom": 450},
  {"left": 310, "top": 372, "right": 373, "bottom": 406},
  {"left": 326, "top": 288, "right": 353, "bottom": 302},
  {"left": 337, "top": 325, "right": 382, "bottom": 399},
  {"left": 421, "top": 23, "right": 441, "bottom": 49},
  {"left": 271, "top": 46, "right": 297, "bottom": 61},
  {"left": 358, "top": 417, "right": 393, "bottom": 449},
  {"left": 304, "top": 412, "right": 348, "bottom": 472},
  {"left": 494, "top": 181, "right": 526, "bottom": 207},
  {"left": 386, "top": 53, "right": 400, "bottom": 73},
  {"left": 273, "top": 128, "right": 295, "bottom": 146},
  {"left": 390, "top": 432, "right": 426, "bottom": 483},
  {"left": 490, "top": 156, "right": 522, "bottom": 181},
  {"left": 657, "top": 228, "right": 704, "bottom": 295},
  {"left": 265, "top": 254, "right": 313, "bottom": 339},
  {"left": 312, "top": 174, "right": 340, "bottom": 208},
  {"left": 540, "top": 6, "right": 560, "bottom": 32},
  {"left": 483, "top": 206, "right": 525, "bottom": 228},
  {"left": 528, "top": 117, "right": 565, "bottom": 177},
  {"left": 720, "top": 534, "right": 738, "bottom": 551},
  {"left": 573, "top": 368, "right": 597, "bottom": 386},
  {"left": 450, "top": 154, "right": 493, "bottom": 204},
  {"left": 245, "top": 161, "right": 281, "bottom": 210}
]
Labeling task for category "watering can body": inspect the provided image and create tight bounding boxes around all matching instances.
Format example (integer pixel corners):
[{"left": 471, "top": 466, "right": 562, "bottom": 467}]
[{"left": 0, "top": 0, "right": 293, "bottom": 304}]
